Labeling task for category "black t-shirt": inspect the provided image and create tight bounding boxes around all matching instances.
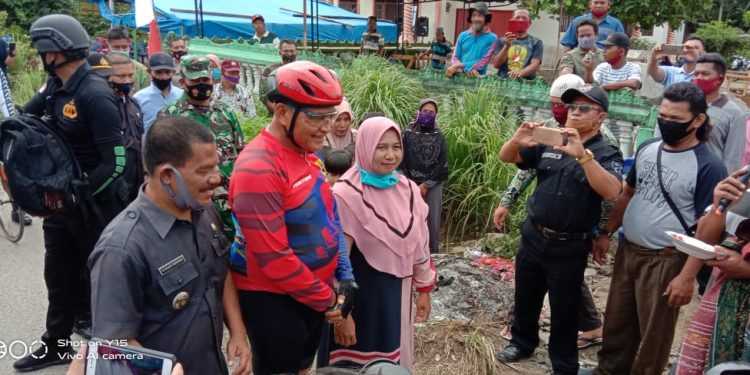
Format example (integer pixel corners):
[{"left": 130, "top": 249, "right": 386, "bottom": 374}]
[
  {"left": 517, "top": 133, "right": 624, "bottom": 232},
  {"left": 23, "top": 64, "right": 123, "bottom": 174}
]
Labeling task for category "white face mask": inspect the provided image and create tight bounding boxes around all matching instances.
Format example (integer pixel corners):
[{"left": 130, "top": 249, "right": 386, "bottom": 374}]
[{"left": 111, "top": 49, "right": 130, "bottom": 56}]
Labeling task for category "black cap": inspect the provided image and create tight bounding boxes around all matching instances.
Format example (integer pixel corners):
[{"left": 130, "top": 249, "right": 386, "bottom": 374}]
[
  {"left": 561, "top": 85, "right": 609, "bottom": 112},
  {"left": 600, "top": 32, "right": 630, "bottom": 49},
  {"left": 87, "top": 53, "right": 112, "bottom": 78},
  {"left": 148, "top": 52, "right": 175, "bottom": 71}
]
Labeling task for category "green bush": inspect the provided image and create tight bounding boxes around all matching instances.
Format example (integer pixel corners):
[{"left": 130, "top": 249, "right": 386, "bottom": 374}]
[
  {"left": 441, "top": 81, "right": 526, "bottom": 256},
  {"left": 696, "top": 21, "right": 745, "bottom": 56},
  {"left": 630, "top": 38, "right": 656, "bottom": 52},
  {"left": 340, "top": 56, "right": 426, "bottom": 127},
  {"left": 8, "top": 31, "right": 46, "bottom": 106},
  {"left": 239, "top": 114, "right": 269, "bottom": 141}
]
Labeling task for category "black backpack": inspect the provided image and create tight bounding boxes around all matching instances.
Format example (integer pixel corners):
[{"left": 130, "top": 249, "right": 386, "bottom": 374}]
[{"left": 0, "top": 114, "right": 85, "bottom": 216}]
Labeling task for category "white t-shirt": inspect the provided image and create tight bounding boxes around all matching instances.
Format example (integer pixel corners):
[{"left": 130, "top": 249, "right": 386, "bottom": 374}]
[{"left": 593, "top": 61, "right": 642, "bottom": 85}]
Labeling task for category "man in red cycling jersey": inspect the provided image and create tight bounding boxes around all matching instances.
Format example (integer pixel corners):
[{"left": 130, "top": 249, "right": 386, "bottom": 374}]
[{"left": 228, "top": 61, "right": 355, "bottom": 375}]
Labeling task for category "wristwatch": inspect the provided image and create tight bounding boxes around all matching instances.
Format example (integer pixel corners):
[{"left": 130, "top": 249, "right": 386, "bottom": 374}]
[{"left": 577, "top": 148, "right": 594, "bottom": 164}]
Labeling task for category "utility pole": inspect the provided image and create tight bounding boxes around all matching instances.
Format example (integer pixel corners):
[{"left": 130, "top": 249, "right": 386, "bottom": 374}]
[{"left": 109, "top": 0, "right": 115, "bottom": 27}]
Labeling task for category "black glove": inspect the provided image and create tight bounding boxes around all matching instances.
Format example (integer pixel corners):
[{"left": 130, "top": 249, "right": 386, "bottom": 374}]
[{"left": 337, "top": 280, "right": 358, "bottom": 319}]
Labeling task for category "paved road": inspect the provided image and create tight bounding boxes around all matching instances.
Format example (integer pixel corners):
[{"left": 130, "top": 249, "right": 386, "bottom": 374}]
[{"left": 0, "top": 223, "right": 77, "bottom": 375}]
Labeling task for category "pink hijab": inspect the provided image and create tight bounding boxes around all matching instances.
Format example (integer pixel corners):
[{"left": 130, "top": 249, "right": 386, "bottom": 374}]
[
  {"left": 333, "top": 117, "right": 430, "bottom": 278},
  {"left": 325, "top": 99, "right": 356, "bottom": 150}
]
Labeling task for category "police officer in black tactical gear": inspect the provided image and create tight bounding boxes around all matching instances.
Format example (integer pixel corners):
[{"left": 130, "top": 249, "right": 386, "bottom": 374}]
[{"left": 13, "top": 14, "right": 127, "bottom": 372}]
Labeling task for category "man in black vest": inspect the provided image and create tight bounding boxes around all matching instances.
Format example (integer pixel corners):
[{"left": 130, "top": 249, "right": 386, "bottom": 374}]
[{"left": 14, "top": 14, "right": 126, "bottom": 372}]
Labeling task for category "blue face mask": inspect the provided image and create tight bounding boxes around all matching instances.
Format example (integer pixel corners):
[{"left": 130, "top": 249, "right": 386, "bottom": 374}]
[
  {"left": 160, "top": 165, "right": 205, "bottom": 210},
  {"left": 357, "top": 163, "right": 399, "bottom": 189},
  {"left": 212, "top": 68, "right": 221, "bottom": 80},
  {"left": 578, "top": 36, "right": 596, "bottom": 50}
]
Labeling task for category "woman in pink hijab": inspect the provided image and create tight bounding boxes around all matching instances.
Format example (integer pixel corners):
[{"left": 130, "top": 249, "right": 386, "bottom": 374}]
[
  {"left": 323, "top": 99, "right": 357, "bottom": 155},
  {"left": 318, "top": 116, "right": 436, "bottom": 371}
]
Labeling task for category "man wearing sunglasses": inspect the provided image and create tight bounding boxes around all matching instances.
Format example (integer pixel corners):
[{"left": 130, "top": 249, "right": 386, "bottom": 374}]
[
  {"left": 498, "top": 85, "right": 623, "bottom": 374},
  {"left": 494, "top": 74, "right": 619, "bottom": 352},
  {"left": 228, "top": 61, "right": 354, "bottom": 375},
  {"left": 159, "top": 55, "right": 244, "bottom": 239}
]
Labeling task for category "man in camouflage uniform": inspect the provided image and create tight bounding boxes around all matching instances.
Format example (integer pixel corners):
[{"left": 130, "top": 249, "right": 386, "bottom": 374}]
[{"left": 159, "top": 55, "right": 244, "bottom": 237}]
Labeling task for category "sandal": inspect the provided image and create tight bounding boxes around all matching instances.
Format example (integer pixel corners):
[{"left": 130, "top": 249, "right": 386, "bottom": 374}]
[
  {"left": 500, "top": 325, "right": 512, "bottom": 341},
  {"left": 577, "top": 335, "right": 603, "bottom": 349}
]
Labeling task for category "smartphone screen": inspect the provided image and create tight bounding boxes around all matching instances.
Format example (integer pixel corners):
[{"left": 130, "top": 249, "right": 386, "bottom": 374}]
[{"left": 86, "top": 341, "right": 174, "bottom": 375}]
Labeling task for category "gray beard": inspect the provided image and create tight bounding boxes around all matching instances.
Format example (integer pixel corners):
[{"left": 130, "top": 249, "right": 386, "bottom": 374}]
[{"left": 472, "top": 23, "right": 484, "bottom": 33}]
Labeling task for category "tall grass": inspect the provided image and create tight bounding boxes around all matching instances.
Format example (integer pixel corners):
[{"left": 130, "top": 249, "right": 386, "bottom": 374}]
[
  {"left": 9, "top": 32, "right": 47, "bottom": 106},
  {"left": 441, "top": 81, "right": 528, "bottom": 255},
  {"left": 340, "top": 56, "right": 426, "bottom": 127}
]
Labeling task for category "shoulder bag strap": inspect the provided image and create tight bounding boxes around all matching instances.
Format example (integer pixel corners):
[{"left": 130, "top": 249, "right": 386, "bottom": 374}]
[{"left": 656, "top": 145, "right": 694, "bottom": 236}]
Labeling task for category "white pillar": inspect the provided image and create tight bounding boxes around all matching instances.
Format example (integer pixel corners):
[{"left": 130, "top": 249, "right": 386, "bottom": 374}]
[
  {"left": 520, "top": 106, "right": 535, "bottom": 121},
  {"left": 615, "top": 119, "right": 634, "bottom": 158},
  {"left": 359, "top": 0, "right": 375, "bottom": 16}
]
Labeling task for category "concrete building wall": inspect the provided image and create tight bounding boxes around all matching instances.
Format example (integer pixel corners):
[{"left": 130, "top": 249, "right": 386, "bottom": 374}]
[{"left": 639, "top": 23, "right": 686, "bottom": 45}]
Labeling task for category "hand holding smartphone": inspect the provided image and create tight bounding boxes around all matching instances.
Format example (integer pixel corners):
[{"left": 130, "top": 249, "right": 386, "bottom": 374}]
[
  {"left": 661, "top": 44, "right": 682, "bottom": 56},
  {"left": 8, "top": 42, "right": 16, "bottom": 57},
  {"left": 86, "top": 340, "right": 177, "bottom": 375}
]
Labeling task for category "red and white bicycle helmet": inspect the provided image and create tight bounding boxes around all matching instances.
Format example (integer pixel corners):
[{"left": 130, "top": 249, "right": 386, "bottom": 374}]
[
  {"left": 266, "top": 61, "right": 343, "bottom": 149},
  {"left": 266, "top": 61, "right": 343, "bottom": 107}
]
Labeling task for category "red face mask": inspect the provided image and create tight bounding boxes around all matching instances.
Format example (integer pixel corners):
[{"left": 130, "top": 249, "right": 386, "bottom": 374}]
[
  {"left": 514, "top": 20, "right": 531, "bottom": 33},
  {"left": 591, "top": 9, "right": 607, "bottom": 17},
  {"left": 551, "top": 105, "right": 568, "bottom": 125},
  {"left": 606, "top": 50, "right": 623, "bottom": 65},
  {"left": 693, "top": 77, "right": 723, "bottom": 94}
]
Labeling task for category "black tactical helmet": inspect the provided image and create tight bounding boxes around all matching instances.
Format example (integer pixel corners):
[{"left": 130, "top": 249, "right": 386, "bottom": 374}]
[
  {"left": 467, "top": 2, "right": 493, "bottom": 24},
  {"left": 30, "top": 14, "right": 90, "bottom": 54}
]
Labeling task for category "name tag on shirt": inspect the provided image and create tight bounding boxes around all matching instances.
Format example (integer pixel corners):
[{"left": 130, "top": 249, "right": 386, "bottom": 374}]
[
  {"left": 542, "top": 152, "right": 563, "bottom": 160},
  {"left": 158, "top": 255, "right": 186, "bottom": 276}
]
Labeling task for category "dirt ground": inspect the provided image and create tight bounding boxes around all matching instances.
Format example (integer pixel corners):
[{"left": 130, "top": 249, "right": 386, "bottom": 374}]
[{"left": 413, "top": 246, "right": 701, "bottom": 375}]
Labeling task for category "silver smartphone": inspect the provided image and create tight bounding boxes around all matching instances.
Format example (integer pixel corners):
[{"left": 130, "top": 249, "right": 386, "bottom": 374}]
[{"left": 85, "top": 340, "right": 176, "bottom": 375}]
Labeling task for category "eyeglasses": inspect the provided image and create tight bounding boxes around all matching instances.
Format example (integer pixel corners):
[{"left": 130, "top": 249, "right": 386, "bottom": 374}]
[
  {"left": 565, "top": 103, "right": 601, "bottom": 113},
  {"left": 286, "top": 105, "right": 339, "bottom": 129}
]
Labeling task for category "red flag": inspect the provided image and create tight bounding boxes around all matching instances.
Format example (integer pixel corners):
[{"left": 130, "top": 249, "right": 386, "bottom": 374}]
[{"left": 148, "top": 19, "right": 162, "bottom": 56}]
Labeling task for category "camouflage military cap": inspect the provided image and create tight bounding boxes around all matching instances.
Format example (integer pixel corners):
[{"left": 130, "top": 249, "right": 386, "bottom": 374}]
[{"left": 180, "top": 55, "right": 212, "bottom": 80}]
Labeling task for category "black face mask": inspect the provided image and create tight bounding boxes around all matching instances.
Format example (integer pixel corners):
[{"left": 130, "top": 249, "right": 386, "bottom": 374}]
[
  {"left": 658, "top": 117, "right": 695, "bottom": 146},
  {"left": 172, "top": 50, "right": 188, "bottom": 60},
  {"left": 110, "top": 81, "right": 132, "bottom": 96},
  {"left": 40, "top": 53, "right": 66, "bottom": 76},
  {"left": 153, "top": 77, "right": 172, "bottom": 90},
  {"left": 185, "top": 83, "right": 213, "bottom": 101}
]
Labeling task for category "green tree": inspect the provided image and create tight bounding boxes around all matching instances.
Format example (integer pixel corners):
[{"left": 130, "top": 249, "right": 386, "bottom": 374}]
[
  {"left": 699, "top": 0, "right": 749, "bottom": 29},
  {"left": 695, "top": 21, "right": 744, "bottom": 56},
  {"left": 520, "top": 0, "right": 712, "bottom": 30},
  {"left": 0, "top": 0, "right": 76, "bottom": 31}
]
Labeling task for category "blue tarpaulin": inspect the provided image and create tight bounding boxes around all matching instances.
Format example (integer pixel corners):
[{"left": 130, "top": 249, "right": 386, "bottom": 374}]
[{"left": 93, "top": 0, "right": 397, "bottom": 42}]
